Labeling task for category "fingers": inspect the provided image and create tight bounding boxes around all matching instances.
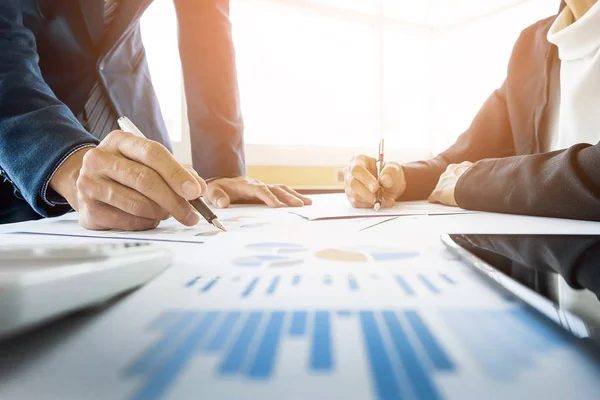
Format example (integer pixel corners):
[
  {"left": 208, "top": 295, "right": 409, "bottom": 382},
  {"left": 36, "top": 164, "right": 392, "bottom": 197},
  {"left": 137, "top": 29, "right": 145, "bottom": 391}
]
[
  {"left": 77, "top": 175, "right": 169, "bottom": 220},
  {"left": 348, "top": 155, "right": 379, "bottom": 193},
  {"left": 268, "top": 185, "right": 304, "bottom": 207},
  {"left": 78, "top": 201, "right": 160, "bottom": 231},
  {"left": 81, "top": 148, "right": 200, "bottom": 226},
  {"left": 380, "top": 162, "right": 402, "bottom": 189},
  {"left": 205, "top": 184, "right": 231, "bottom": 208},
  {"left": 277, "top": 186, "right": 313, "bottom": 205},
  {"left": 248, "top": 185, "right": 286, "bottom": 208},
  {"left": 348, "top": 178, "right": 377, "bottom": 205},
  {"left": 100, "top": 130, "right": 205, "bottom": 200}
]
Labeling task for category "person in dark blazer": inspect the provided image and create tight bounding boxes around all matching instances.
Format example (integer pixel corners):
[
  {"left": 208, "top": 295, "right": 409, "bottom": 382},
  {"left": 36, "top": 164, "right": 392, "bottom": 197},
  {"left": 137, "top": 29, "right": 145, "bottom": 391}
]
[
  {"left": 345, "top": 0, "right": 600, "bottom": 222},
  {"left": 0, "top": 0, "right": 310, "bottom": 230}
]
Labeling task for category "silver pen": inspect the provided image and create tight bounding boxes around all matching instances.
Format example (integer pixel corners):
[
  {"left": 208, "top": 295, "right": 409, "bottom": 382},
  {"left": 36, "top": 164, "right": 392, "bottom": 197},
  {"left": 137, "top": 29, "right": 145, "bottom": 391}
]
[
  {"left": 117, "top": 116, "right": 227, "bottom": 232},
  {"left": 374, "top": 138, "right": 384, "bottom": 211}
]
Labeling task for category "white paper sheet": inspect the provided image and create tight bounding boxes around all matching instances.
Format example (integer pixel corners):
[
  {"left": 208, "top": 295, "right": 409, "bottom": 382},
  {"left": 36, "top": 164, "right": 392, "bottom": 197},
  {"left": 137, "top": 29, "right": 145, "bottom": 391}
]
[
  {"left": 289, "top": 193, "right": 477, "bottom": 220},
  {"left": 10, "top": 206, "right": 396, "bottom": 243}
]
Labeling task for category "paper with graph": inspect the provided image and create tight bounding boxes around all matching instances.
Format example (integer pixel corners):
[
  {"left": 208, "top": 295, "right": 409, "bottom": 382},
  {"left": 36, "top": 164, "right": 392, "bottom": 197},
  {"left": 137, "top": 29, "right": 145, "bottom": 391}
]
[
  {"left": 2, "top": 231, "right": 599, "bottom": 400},
  {"left": 289, "top": 194, "right": 478, "bottom": 221}
]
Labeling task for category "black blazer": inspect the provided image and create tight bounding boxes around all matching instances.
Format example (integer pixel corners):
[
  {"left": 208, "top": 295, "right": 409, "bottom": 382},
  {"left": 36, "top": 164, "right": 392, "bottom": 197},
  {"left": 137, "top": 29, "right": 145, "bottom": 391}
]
[{"left": 401, "top": 3, "right": 600, "bottom": 221}]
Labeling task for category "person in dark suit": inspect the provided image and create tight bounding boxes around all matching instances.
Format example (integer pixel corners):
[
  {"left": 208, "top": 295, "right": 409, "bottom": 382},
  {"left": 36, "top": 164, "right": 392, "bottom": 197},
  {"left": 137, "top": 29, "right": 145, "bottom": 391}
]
[
  {"left": 345, "top": 0, "right": 600, "bottom": 222},
  {"left": 0, "top": 0, "right": 311, "bottom": 230}
]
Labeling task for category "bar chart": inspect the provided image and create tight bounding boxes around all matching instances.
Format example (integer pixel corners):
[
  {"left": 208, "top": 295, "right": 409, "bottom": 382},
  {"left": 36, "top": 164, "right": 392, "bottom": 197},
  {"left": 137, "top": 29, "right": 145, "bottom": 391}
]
[
  {"left": 125, "top": 309, "right": 456, "bottom": 400},
  {"left": 184, "top": 272, "right": 458, "bottom": 298}
]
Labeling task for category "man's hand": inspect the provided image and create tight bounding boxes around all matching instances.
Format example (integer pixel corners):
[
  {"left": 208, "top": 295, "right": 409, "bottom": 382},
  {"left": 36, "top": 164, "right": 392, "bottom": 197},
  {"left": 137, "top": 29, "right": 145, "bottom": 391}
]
[
  {"left": 428, "top": 161, "right": 473, "bottom": 207},
  {"left": 50, "top": 130, "right": 206, "bottom": 231},
  {"left": 344, "top": 155, "right": 406, "bottom": 208},
  {"left": 204, "top": 177, "right": 312, "bottom": 208}
]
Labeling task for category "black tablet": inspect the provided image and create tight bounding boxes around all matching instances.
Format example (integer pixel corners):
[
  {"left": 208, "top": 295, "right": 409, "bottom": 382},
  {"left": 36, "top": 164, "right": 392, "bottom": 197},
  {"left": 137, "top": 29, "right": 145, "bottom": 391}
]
[{"left": 442, "top": 234, "right": 600, "bottom": 344}]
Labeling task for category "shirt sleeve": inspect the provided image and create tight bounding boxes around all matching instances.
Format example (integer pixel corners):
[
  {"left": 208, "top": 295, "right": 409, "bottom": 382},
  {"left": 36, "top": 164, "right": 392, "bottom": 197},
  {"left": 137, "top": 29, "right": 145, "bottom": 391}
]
[{"left": 455, "top": 143, "right": 600, "bottom": 221}]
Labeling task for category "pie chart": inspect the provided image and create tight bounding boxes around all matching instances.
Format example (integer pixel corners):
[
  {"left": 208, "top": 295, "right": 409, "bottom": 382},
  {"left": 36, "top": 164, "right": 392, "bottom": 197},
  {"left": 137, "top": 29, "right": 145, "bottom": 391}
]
[
  {"left": 245, "top": 243, "right": 307, "bottom": 255},
  {"left": 315, "top": 246, "right": 419, "bottom": 263},
  {"left": 233, "top": 255, "right": 304, "bottom": 268}
]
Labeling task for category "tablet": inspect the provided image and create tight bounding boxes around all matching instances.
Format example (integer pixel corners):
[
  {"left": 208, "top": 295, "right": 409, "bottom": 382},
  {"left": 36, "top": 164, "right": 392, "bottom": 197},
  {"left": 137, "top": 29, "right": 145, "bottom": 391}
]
[{"left": 442, "top": 234, "right": 600, "bottom": 344}]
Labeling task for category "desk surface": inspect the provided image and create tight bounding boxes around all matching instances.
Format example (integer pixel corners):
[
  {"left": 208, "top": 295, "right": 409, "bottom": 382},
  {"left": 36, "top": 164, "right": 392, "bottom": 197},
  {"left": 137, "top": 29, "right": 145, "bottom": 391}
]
[{"left": 2, "top": 197, "right": 600, "bottom": 399}]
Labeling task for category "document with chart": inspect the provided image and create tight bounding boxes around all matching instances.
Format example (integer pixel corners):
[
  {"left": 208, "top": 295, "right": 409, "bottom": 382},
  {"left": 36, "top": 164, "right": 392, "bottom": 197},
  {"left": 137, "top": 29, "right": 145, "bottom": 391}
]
[{"left": 1, "top": 234, "right": 599, "bottom": 400}]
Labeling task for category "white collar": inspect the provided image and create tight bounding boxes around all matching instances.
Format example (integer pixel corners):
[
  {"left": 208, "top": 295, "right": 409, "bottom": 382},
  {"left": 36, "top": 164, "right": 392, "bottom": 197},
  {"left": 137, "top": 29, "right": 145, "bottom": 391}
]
[{"left": 547, "top": 2, "right": 600, "bottom": 60}]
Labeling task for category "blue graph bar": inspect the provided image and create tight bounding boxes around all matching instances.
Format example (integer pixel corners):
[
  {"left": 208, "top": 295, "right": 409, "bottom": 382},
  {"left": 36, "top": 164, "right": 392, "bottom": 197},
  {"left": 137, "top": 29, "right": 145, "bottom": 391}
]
[
  {"left": 203, "top": 312, "right": 242, "bottom": 353},
  {"left": 266, "top": 277, "right": 280, "bottom": 295},
  {"left": 185, "top": 277, "right": 200, "bottom": 287},
  {"left": 201, "top": 277, "right": 219, "bottom": 293},
  {"left": 405, "top": 311, "right": 454, "bottom": 371},
  {"left": 348, "top": 276, "right": 359, "bottom": 291},
  {"left": 382, "top": 311, "right": 442, "bottom": 399},
  {"left": 418, "top": 275, "right": 440, "bottom": 294},
  {"left": 470, "top": 311, "right": 534, "bottom": 368},
  {"left": 218, "top": 312, "right": 263, "bottom": 375},
  {"left": 247, "top": 311, "right": 285, "bottom": 378},
  {"left": 440, "top": 273, "right": 456, "bottom": 285},
  {"left": 127, "top": 312, "right": 199, "bottom": 376},
  {"left": 395, "top": 275, "right": 415, "bottom": 296},
  {"left": 292, "top": 275, "right": 301, "bottom": 286},
  {"left": 242, "top": 278, "right": 260, "bottom": 298},
  {"left": 311, "top": 311, "right": 333, "bottom": 371},
  {"left": 129, "top": 309, "right": 462, "bottom": 400},
  {"left": 130, "top": 312, "right": 219, "bottom": 400},
  {"left": 442, "top": 310, "right": 517, "bottom": 380},
  {"left": 323, "top": 275, "right": 333, "bottom": 286},
  {"left": 289, "top": 311, "right": 307, "bottom": 336},
  {"left": 359, "top": 311, "right": 402, "bottom": 400}
]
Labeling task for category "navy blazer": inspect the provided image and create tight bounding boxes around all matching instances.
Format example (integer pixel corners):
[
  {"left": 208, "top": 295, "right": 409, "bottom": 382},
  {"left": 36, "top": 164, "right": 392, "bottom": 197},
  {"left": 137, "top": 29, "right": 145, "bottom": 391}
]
[{"left": 0, "top": 0, "right": 245, "bottom": 221}]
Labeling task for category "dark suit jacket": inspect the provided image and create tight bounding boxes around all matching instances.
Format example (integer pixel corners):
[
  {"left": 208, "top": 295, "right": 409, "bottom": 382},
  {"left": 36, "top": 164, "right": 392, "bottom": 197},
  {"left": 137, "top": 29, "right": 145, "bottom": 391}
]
[
  {"left": 402, "top": 2, "right": 600, "bottom": 221},
  {"left": 0, "top": 0, "right": 245, "bottom": 222}
]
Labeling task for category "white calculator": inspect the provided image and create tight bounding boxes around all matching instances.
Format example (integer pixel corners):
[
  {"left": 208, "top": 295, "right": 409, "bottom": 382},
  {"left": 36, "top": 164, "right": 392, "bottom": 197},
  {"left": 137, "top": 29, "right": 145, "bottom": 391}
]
[{"left": 0, "top": 241, "right": 172, "bottom": 339}]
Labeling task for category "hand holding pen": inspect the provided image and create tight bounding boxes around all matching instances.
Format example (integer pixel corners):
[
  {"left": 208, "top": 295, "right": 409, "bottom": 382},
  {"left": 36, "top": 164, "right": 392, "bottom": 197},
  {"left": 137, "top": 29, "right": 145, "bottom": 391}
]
[
  {"left": 344, "top": 149, "right": 407, "bottom": 209},
  {"left": 117, "top": 117, "right": 227, "bottom": 231}
]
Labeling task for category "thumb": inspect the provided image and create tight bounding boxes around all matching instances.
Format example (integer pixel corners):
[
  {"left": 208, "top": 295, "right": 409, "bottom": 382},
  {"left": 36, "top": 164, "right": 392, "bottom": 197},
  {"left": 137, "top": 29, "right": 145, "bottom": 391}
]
[{"left": 205, "top": 185, "right": 231, "bottom": 208}]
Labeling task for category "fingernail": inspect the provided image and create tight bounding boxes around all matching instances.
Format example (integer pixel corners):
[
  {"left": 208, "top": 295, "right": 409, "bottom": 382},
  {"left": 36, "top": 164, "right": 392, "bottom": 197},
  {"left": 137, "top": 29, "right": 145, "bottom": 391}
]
[
  {"left": 217, "top": 198, "right": 227, "bottom": 208},
  {"left": 182, "top": 181, "right": 200, "bottom": 199}
]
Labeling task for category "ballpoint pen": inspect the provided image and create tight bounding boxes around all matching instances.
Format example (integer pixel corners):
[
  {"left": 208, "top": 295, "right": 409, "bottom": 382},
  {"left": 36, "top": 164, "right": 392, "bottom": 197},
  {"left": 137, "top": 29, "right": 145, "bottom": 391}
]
[
  {"left": 117, "top": 116, "right": 227, "bottom": 232},
  {"left": 374, "top": 138, "right": 385, "bottom": 211}
]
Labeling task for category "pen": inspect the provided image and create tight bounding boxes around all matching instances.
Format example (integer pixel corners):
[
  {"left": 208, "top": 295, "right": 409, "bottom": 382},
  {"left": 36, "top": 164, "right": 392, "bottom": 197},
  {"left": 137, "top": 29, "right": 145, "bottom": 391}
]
[
  {"left": 373, "top": 138, "right": 384, "bottom": 211},
  {"left": 117, "top": 116, "right": 227, "bottom": 232}
]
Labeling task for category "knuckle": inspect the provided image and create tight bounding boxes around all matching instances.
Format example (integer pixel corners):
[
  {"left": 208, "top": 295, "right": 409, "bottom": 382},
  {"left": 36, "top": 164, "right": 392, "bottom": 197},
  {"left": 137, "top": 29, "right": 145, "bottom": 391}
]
[
  {"left": 141, "top": 141, "right": 166, "bottom": 161},
  {"left": 76, "top": 174, "right": 94, "bottom": 195},
  {"left": 104, "top": 130, "right": 125, "bottom": 143},
  {"left": 350, "top": 163, "right": 363, "bottom": 176},
  {"left": 81, "top": 147, "right": 101, "bottom": 168},
  {"left": 133, "top": 168, "right": 154, "bottom": 192}
]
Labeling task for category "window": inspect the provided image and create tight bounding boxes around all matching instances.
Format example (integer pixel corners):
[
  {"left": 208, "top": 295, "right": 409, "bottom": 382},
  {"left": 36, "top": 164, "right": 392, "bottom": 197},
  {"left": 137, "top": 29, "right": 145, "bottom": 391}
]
[{"left": 141, "top": 0, "right": 558, "bottom": 165}]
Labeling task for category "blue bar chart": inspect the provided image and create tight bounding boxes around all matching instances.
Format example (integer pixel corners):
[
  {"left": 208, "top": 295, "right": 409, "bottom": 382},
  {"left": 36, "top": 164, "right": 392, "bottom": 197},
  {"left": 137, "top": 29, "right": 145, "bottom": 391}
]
[
  {"left": 184, "top": 272, "right": 458, "bottom": 298},
  {"left": 441, "top": 308, "right": 568, "bottom": 381},
  {"left": 125, "top": 309, "right": 456, "bottom": 400}
]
